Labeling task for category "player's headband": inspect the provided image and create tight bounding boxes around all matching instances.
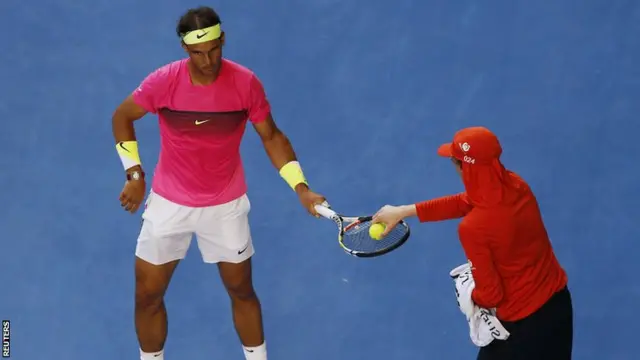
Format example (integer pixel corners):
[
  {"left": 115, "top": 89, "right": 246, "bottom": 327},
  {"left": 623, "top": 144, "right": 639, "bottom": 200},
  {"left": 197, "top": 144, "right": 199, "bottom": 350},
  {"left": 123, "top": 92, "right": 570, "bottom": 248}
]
[{"left": 181, "top": 24, "right": 222, "bottom": 45}]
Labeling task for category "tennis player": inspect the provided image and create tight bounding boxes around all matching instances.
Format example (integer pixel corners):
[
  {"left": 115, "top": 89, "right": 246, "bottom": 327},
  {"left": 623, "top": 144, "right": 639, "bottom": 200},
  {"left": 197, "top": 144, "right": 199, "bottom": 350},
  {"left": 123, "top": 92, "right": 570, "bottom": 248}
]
[
  {"left": 111, "top": 6, "right": 326, "bottom": 360},
  {"left": 372, "top": 127, "right": 573, "bottom": 359}
]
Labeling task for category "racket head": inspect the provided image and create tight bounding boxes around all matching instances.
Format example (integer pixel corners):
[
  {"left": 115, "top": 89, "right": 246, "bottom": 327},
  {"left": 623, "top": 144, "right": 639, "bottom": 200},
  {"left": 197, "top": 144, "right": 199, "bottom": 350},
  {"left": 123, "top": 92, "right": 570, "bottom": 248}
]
[
  {"left": 339, "top": 216, "right": 411, "bottom": 257},
  {"left": 314, "top": 204, "right": 411, "bottom": 257}
]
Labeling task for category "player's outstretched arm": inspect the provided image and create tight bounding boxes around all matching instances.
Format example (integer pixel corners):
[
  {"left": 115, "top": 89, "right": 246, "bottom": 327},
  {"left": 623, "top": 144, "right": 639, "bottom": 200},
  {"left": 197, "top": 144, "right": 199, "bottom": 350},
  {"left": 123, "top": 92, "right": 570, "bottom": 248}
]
[
  {"left": 112, "top": 95, "right": 148, "bottom": 213},
  {"left": 252, "top": 114, "right": 326, "bottom": 216}
]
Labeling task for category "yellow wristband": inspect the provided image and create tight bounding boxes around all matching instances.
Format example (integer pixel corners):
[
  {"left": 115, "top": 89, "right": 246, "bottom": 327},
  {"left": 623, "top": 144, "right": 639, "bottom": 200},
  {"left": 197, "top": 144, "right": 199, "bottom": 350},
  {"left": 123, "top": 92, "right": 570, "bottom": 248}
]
[
  {"left": 279, "top": 161, "right": 308, "bottom": 190},
  {"left": 116, "top": 141, "right": 142, "bottom": 170}
]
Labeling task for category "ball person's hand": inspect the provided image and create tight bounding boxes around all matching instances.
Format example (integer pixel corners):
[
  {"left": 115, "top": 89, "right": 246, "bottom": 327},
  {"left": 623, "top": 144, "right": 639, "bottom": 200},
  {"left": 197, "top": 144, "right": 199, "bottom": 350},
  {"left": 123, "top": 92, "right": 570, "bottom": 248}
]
[{"left": 372, "top": 205, "right": 408, "bottom": 237}]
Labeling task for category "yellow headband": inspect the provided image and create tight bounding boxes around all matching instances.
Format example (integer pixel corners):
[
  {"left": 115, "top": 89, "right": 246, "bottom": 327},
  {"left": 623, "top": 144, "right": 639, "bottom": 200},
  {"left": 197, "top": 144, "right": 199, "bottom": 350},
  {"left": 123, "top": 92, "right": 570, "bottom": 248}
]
[{"left": 181, "top": 24, "right": 222, "bottom": 45}]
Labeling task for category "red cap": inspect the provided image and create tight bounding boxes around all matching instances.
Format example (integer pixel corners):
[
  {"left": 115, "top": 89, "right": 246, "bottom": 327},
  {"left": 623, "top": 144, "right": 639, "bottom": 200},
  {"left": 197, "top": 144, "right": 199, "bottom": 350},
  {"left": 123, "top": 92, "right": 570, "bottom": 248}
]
[{"left": 437, "top": 126, "right": 502, "bottom": 164}]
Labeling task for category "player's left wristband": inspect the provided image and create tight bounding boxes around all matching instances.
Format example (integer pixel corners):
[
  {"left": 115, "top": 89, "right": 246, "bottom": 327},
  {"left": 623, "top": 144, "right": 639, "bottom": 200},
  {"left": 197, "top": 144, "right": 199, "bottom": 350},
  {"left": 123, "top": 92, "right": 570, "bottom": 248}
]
[
  {"left": 279, "top": 161, "right": 308, "bottom": 190},
  {"left": 116, "top": 141, "right": 142, "bottom": 170}
]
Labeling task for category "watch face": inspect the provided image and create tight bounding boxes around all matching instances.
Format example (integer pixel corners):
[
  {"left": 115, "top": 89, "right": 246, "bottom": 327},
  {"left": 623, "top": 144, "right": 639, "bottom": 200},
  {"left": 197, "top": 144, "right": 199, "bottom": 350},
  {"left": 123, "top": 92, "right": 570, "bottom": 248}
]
[{"left": 127, "top": 170, "right": 144, "bottom": 181}]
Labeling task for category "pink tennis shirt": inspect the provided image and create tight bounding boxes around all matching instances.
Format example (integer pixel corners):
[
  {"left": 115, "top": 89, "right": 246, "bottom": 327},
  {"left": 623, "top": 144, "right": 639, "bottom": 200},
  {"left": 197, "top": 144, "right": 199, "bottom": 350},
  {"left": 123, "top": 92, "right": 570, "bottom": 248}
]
[{"left": 132, "top": 58, "right": 271, "bottom": 207}]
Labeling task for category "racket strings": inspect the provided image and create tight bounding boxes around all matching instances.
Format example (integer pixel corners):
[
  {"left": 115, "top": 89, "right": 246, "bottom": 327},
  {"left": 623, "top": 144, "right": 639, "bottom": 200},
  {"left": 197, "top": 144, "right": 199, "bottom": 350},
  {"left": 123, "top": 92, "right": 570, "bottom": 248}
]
[{"left": 342, "top": 221, "right": 408, "bottom": 253}]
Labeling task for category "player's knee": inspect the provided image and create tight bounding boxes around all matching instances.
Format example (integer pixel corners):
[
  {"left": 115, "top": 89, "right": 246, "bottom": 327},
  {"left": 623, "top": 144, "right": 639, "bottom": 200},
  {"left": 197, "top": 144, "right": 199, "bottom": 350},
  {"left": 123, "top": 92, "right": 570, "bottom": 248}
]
[
  {"left": 225, "top": 278, "right": 256, "bottom": 301},
  {"left": 135, "top": 277, "right": 167, "bottom": 310},
  {"left": 135, "top": 262, "right": 172, "bottom": 310}
]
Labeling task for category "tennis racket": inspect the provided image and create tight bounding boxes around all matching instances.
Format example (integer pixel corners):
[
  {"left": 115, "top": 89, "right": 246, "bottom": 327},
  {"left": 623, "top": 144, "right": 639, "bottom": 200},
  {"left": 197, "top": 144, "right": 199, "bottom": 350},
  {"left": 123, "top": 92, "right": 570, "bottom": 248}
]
[{"left": 314, "top": 203, "right": 411, "bottom": 258}]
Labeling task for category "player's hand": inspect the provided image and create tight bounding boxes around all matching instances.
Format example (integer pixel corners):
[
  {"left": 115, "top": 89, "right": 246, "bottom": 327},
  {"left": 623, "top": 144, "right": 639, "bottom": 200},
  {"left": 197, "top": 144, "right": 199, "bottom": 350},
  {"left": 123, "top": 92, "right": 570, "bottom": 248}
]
[
  {"left": 295, "top": 185, "right": 327, "bottom": 217},
  {"left": 372, "top": 205, "right": 411, "bottom": 237},
  {"left": 119, "top": 170, "right": 146, "bottom": 214}
]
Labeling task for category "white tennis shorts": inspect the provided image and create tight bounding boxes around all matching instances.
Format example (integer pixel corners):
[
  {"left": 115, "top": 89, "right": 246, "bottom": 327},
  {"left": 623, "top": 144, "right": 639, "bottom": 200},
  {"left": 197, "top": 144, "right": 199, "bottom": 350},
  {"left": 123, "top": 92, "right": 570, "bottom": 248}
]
[{"left": 135, "top": 190, "right": 254, "bottom": 265}]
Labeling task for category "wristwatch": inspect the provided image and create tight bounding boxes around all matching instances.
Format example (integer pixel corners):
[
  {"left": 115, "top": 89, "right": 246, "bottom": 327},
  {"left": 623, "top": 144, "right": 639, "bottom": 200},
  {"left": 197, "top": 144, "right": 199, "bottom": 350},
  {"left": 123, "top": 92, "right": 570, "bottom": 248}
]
[{"left": 127, "top": 170, "right": 145, "bottom": 181}]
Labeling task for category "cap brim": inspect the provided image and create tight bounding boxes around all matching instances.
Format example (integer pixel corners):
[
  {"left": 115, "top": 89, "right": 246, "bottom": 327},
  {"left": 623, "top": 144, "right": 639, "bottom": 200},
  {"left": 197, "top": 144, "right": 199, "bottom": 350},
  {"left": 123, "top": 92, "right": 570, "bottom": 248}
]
[{"left": 437, "top": 143, "right": 453, "bottom": 157}]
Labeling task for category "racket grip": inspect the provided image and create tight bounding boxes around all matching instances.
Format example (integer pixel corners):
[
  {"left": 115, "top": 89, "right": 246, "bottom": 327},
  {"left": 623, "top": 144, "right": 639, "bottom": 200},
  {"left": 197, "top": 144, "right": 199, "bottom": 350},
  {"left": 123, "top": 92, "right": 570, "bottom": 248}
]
[{"left": 314, "top": 204, "right": 336, "bottom": 219}]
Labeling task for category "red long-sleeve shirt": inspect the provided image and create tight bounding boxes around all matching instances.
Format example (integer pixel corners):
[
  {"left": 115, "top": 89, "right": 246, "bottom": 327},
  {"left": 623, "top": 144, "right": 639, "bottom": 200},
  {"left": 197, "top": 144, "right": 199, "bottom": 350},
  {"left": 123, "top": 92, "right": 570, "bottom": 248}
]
[{"left": 416, "top": 184, "right": 568, "bottom": 322}]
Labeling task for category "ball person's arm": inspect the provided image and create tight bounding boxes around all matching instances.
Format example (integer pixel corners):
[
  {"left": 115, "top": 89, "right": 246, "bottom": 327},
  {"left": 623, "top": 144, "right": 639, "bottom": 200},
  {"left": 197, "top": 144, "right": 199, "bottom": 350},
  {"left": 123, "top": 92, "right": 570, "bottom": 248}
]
[
  {"left": 459, "top": 225, "right": 504, "bottom": 309},
  {"left": 382, "top": 193, "right": 473, "bottom": 222},
  {"left": 373, "top": 193, "right": 473, "bottom": 236},
  {"left": 414, "top": 193, "right": 473, "bottom": 221}
]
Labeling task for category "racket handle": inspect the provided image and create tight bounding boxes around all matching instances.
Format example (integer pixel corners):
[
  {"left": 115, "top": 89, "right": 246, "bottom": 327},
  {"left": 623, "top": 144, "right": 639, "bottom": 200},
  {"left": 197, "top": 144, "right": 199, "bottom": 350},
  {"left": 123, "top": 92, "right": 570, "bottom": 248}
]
[{"left": 314, "top": 203, "right": 337, "bottom": 219}]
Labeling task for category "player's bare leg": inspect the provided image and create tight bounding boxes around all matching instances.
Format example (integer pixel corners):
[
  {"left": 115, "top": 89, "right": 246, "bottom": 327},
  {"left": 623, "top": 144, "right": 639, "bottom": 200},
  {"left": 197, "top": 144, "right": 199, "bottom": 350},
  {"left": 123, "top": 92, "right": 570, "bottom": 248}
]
[
  {"left": 218, "top": 258, "right": 267, "bottom": 358},
  {"left": 135, "top": 256, "right": 180, "bottom": 358}
]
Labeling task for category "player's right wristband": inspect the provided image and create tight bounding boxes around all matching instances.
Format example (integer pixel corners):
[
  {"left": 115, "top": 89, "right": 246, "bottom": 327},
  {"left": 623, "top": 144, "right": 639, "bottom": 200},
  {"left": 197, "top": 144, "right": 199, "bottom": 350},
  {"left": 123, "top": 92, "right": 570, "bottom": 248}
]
[{"left": 116, "top": 141, "right": 142, "bottom": 170}]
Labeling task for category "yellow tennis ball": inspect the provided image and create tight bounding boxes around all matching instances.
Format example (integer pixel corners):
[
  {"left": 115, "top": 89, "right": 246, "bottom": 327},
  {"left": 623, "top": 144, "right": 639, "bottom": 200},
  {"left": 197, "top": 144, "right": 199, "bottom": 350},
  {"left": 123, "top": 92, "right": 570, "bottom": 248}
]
[{"left": 369, "top": 223, "right": 386, "bottom": 240}]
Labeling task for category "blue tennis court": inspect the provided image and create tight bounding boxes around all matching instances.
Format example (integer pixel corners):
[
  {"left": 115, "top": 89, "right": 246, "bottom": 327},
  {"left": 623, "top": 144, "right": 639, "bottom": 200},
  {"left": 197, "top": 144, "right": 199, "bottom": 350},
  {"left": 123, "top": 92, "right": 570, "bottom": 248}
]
[{"left": 1, "top": 0, "right": 638, "bottom": 359}]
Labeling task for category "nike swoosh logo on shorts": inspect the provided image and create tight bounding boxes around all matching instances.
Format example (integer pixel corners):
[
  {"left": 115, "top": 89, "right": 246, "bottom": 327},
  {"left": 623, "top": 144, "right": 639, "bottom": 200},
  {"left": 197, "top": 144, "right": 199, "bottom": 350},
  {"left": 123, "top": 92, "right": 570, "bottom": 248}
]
[{"left": 238, "top": 244, "right": 249, "bottom": 254}]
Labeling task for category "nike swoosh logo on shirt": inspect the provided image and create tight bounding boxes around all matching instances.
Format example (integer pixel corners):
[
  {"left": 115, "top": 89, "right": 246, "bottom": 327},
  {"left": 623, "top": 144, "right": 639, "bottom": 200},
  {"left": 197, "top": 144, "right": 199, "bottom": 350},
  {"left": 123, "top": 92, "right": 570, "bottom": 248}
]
[
  {"left": 195, "top": 120, "right": 210, "bottom": 125},
  {"left": 238, "top": 244, "right": 249, "bottom": 254}
]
